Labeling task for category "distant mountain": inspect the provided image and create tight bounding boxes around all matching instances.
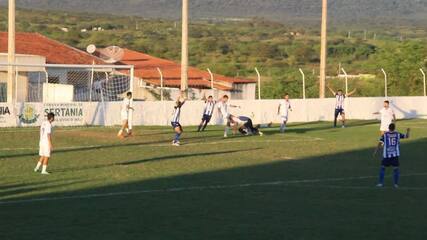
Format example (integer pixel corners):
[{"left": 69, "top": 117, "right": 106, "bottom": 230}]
[{"left": 1, "top": 0, "right": 427, "bottom": 25}]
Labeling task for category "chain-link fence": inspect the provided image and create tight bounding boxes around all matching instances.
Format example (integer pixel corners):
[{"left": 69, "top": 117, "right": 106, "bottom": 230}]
[{"left": 0, "top": 63, "right": 134, "bottom": 103}]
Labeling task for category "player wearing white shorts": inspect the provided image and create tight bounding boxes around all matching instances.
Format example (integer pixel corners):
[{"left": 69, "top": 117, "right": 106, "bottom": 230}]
[
  {"left": 373, "top": 100, "right": 396, "bottom": 135},
  {"left": 34, "top": 113, "right": 55, "bottom": 175},
  {"left": 277, "top": 93, "right": 292, "bottom": 133},
  {"left": 217, "top": 95, "right": 240, "bottom": 138},
  {"left": 118, "top": 92, "right": 134, "bottom": 138}
]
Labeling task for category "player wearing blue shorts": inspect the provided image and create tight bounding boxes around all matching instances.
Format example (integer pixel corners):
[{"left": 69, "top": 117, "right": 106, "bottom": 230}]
[
  {"left": 374, "top": 123, "right": 410, "bottom": 188},
  {"left": 171, "top": 96, "right": 186, "bottom": 146},
  {"left": 327, "top": 85, "right": 356, "bottom": 128},
  {"left": 197, "top": 96, "right": 216, "bottom": 132}
]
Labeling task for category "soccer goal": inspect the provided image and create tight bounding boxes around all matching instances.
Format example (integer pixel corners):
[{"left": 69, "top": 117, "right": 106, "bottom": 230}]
[
  {"left": 0, "top": 63, "right": 134, "bottom": 127},
  {"left": 0, "top": 63, "right": 134, "bottom": 103}
]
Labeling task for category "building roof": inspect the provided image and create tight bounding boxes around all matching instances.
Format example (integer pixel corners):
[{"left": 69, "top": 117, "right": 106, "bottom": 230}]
[
  {"left": 118, "top": 48, "right": 255, "bottom": 91},
  {"left": 0, "top": 32, "right": 104, "bottom": 65}
]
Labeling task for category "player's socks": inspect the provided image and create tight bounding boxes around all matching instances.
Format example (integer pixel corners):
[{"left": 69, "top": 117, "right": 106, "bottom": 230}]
[
  {"left": 117, "top": 129, "right": 123, "bottom": 136},
  {"left": 41, "top": 165, "right": 49, "bottom": 174},
  {"left": 280, "top": 124, "right": 286, "bottom": 133},
  {"left": 378, "top": 166, "right": 386, "bottom": 185},
  {"left": 224, "top": 127, "right": 229, "bottom": 137},
  {"left": 174, "top": 133, "right": 181, "bottom": 142},
  {"left": 34, "top": 161, "right": 42, "bottom": 172},
  {"left": 393, "top": 168, "right": 400, "bottom": 186},
  {"left": 202, "top": 122, "right": 208, "bottom": 131}
]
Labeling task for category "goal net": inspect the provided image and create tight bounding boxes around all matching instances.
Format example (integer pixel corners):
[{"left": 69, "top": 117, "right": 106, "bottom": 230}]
[{"left": 0, "top": 63, "right": 134, "bottom": 103}]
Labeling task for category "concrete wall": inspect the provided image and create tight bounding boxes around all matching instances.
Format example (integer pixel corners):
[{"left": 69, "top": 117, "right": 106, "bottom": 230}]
[{"left": 1, "top": 96, "right": 426, "bottom": 127}]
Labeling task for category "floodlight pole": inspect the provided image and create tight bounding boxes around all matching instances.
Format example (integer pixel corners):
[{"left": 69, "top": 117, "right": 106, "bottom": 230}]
[
  {"left": 381, "top": 68, "right": 388, "bottom": 98},
  {"left": 299, "top": 68, "right": 306, "bottom": 99},
  {"left": 420, "top": 68, "right": 426, "bottom": 97},
  {"left": 341, "top": 68, "right": 348, "bottom": 96},
  {"left": 255, "top": 67, "right": 261, "bottom": 100},
  {"left": 207, "top": 68, "right": 214, "bottom": 96},
  {"left": 319, "top": 0, "right": 328, "bottom": 98},
  {"left": 7, "top": 0, "right": 16, "bottom": 104},
  {"left": 180, "top": 0, "right": 189, "bottom": 97},
  {"left": 157, "top": 67, "right": 164, "bottom": 101}
]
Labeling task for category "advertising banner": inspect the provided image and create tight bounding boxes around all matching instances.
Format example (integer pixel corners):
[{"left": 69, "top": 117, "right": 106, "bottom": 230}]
[{"left": 43, "top": 103, "right": 85, "bottom": 126}]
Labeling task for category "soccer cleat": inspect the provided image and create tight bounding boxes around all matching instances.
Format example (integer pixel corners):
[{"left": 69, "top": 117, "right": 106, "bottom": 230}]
[
  {"left": 394, "top": 184, "right": 399, "bottom": 189},
  {"left": 342, "top": 125, "right": 346, "bottom": 128},
  {"left": 34, "top": 168, "right": 39, "bottom": 172},
  {"left": 224, "top": 134, "right": 228, "bottom": 138},
  {"left": 41, "top": 171, "right": 50, "bottom": 175},
  {"left": 172, "top": 142, "right": 180, "bottom": 146},
  {"left": 376, "top": 183, "right": 384, "bottom": 187},
  {"left": 259, "top": 131, "right": 264, "bottom": 136}
]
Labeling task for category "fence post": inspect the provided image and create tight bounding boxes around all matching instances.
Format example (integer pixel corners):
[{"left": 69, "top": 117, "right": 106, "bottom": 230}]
[
  {"left": 89, "top": 60, "right": 95, "bottom": 102},
  {"left": 381, "top": 68, "right": 388, "bottom": 98},
  {"left": 157, "top": 67, "right": 164, "bottom": 101},
  {"left": 420, "top": 68, "right": 426, "bottom": 97},
  {"left": 255, "top": 67, "right": 261, "bottom": 100},
  {"left": 341, "top": 68, "right": 348, "bottom": 96},
  {"left": 207, "top": 68, "right": 214, "bottom": 97},
  {"left": 299, "top": 68, "right": 306, "bottom": 99}
]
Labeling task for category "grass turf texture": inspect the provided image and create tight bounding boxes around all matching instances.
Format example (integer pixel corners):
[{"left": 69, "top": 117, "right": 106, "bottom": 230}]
[{"left": 0, "top": 120, "right": 426, "bottom": 240}]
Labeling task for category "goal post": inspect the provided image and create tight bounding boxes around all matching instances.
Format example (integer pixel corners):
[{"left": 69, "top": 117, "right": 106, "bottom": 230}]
[{"left": 0, "top": 63, "right": 134, "bottom": 127}]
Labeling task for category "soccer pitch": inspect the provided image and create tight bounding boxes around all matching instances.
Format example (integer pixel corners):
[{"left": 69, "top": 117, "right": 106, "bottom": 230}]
[{"left": 1, "top": 120, "right": 426, "bottom": 240}]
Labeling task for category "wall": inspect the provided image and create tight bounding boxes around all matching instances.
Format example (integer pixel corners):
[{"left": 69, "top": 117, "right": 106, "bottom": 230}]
[{"left": 1, "top": 96, "right": 426, "bottom": 127}]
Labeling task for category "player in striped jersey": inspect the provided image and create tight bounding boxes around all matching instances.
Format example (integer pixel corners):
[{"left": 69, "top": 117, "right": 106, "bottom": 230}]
[
  {"left": 373, "top": 123, "right": 410, "bottom": 188},
  {"left": 197, "top": 95, "right": 216, "bottom": 132},
  {"left": 171, "top": 96, "right": 186, "bottom": 146},
  {"left": 327, "top": 85, "right": 356, "bottom": 128},
  {"left": 229, "top": 115, "right": 263, "bottom": 136}
]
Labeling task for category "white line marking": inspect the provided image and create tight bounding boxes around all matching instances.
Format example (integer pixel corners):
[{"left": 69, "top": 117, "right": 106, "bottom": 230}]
[{"left": 1, "top": 172, "right": 426, "bottom": 206}]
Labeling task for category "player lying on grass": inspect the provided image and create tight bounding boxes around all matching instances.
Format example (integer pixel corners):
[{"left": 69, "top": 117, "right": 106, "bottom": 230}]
[
  {"left": 118, "top": 92, "right": 134, "bottom": 139},
  {"left": 197, "top": 95, "right": 216, "bottom": 132},
  {"left": 373, "top": 123, "right": 410, "bottom": 188},
  {"left": 34, "top": 112, "right": 55, "bottom": 175},
  {"left": 171, "top": 94, "right": 186, "bottom": 146},
  {"left": 218, "top": 95, "right": 240, "bottom": 138},
  {"left": 373, "top": 100, "right": 396, "bottom": 135},
  {"left": 327, "top": 85, "right": 357, "bottom": 128},
  {"left": 277, "top": 93, "right": 292, "bottom": 133},
  {"left": 229, "top": 115, "right": 263, "bottom": 136}
]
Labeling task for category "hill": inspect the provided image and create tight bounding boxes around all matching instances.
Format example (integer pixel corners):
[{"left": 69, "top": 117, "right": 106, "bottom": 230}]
[{"left": 1, "top": 0, "right": 427, "bottom": 26}]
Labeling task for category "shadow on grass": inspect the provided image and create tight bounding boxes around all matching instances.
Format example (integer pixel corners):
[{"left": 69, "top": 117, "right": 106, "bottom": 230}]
[{"left": 0, "top": 137, "right": 426, "bottom": 240}]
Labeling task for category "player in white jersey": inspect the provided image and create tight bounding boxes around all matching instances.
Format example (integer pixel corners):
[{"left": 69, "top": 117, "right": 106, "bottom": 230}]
[
  {"left": 171, "top": 95, "right": 186, "bottom": 146},
  {"left": 197, "top": 95, "right": 216, "bottom": 132},
  {"left": 229, "top": 115, "right": 263, "bottom": 136},
  {"left": 373, "top": 100, "right": 396, "bottom": 135},
  {"left": 277, "top": 93, "right": 292, "bottom": 133},
  {"left": 117, "top": 92, "right": 134, "bottom": 139},
  {"left": 327, "top": 85, "right": 357, "bottom": 128},
  {"left": 34, "top": 113, "right": 55, "bottom": 175},
  {"left": 217, "top": 95, "right": 240, "bottom": 137}
]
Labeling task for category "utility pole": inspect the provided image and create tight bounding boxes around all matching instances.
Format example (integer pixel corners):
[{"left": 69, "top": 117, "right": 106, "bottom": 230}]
[
  {"left": 180, "top": 0, "right": 189, "bottom": 97},
  {"left": 319, "top": 0, "right": 328, "bottom": 98},
  {"left": 7, "top": 0, "right": 16, "bottom": 104}
]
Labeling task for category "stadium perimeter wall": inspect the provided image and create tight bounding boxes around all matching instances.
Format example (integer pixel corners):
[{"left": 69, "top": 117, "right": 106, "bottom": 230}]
[{"left": 0, "top": 97, "right": 426, "bottom": 127}]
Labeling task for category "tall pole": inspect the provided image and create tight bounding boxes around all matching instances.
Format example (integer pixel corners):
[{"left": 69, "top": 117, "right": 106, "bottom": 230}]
[
  {"left": 7, "top": 0, "right": 16, "bottom": 104},
  {"left": 255, "top": 67, "right": 261, "bottom": 100},
  {"left": 181, "top": 0, "right": 189, "bottom": 97},
  {"left": 420, "top": 68, "right": 426, "bottom": 97},
  {"left": 381, "top": 68, "right": 388, "bottom": 98},
  {"left": 299, "top": 68, "right": 306, "bottom": 99},
  {"left": 319, "top": 0, "right": 328, "bottom": 98}
]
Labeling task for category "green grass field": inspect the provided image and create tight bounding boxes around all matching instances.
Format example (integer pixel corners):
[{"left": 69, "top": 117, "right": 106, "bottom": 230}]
[{"left": 1, "top": 120, "right": 426, "bottom": 240}]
